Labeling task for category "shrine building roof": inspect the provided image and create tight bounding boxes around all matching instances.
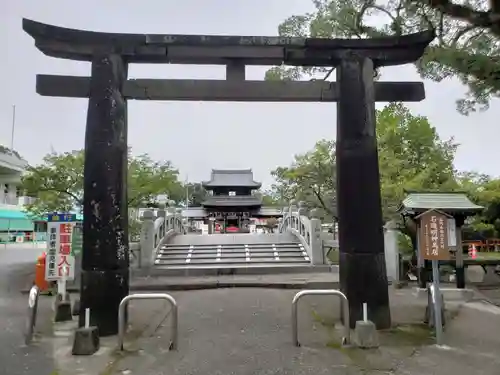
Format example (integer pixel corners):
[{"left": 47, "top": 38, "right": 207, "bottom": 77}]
[{"left": 202, "top": 169, "right": 261, "bottom": 189}]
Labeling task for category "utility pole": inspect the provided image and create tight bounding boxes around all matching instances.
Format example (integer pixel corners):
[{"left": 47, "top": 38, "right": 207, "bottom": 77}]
[
  {"left": 10, "top": 105, "right": 16, "bottom": 151},
  {"left": 185, "top": 175, "right": 189, "bottom": 209}
]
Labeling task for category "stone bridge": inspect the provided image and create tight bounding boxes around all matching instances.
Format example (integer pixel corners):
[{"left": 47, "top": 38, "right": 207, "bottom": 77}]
[{"left": 134, "top": 203, "right": 401, "bottom": 279}]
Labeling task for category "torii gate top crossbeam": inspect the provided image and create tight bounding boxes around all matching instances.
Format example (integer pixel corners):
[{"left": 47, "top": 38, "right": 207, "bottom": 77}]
[{"left": 23, "top": 18, "right": 434, "bottom": 67}]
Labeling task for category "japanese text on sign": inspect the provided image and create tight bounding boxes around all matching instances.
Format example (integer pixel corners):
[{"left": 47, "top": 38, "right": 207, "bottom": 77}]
[
  {"left": 418, "top": 210, "right": 450, "bottom": 261},
  {"left": 47, "top": 213, "right": 77, "bottom": 222},
  {"left": 58, "top": 223, "right": 72, "bottom": 277},
  {"left": 45, "top": 213, "right": 77, "bottom": 281},
  {"left": 45, "top": 227, "right": 58, "bottom": 280}
]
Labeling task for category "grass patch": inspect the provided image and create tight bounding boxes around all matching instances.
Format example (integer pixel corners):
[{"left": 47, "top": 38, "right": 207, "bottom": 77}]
[
  {"left": 379, "top": 323, "right": 434, "bottom": 347},
  {"left": 474, "top": 252, "right": 500, "bottom": 260},
  {"left": 311, "top": 309, "right": 337, "bottom": 327}
]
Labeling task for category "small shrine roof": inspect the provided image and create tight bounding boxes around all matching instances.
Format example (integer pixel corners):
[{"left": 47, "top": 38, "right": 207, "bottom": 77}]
[{"left": 398, "top": 192, "right": 483, "bottom": 215}]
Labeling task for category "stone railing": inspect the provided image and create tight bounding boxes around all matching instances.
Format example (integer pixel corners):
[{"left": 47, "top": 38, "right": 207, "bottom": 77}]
[
  {"left": 138, "top": 206, "right": 186, "bottom": 268},
  {"left": 278, "top": 201, "right": 325, "bottom": 265},
  {"left": 278, "top": 201, "right": 403, "bottom": 281}
]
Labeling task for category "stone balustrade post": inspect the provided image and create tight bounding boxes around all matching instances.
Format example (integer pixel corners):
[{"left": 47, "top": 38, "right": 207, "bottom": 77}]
[
  {"left": 157, "top": 204, "right": 166, "bottom": 218},
  {"left": 176, "top": 208, "right": 183, "bottom": 232},
  {"left": 139, "top": 210, "right": 155, "bottom": 268},
  {"left": 309, "top": 208, "right": 324, "bottom": 265},
  {"left": 156, "top": 204, "right": 166, "bottom": 237},
  {"left": 208, "top": 218, "right": 214, "bottom": 234},
  {"left": 383, "top": 220, "right": 400, "bottom": 282},
  {"left": 289, "top": 199, "right": 296, "bottom": 216},
  {"left": 298, "top": 201, "right": 309, "bottom": 217},
  {"left": 166, "top": 207, "right": 175, "bottom": 230}
]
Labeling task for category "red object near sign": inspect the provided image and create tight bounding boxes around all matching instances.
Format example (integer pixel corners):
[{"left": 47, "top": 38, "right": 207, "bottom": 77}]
[{"left": 468, "top": 244, "right": 477, "bottom": 259}]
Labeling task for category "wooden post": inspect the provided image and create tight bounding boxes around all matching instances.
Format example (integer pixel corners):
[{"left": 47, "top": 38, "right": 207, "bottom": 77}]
[
  {"left": 417, "top": 209, "right": 450, "bottom": 345},
  {"left": 454, "top": 216, "right": 465, "bottom": 288}
]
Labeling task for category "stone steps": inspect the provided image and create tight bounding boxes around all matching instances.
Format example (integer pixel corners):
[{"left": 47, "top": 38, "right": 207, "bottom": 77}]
[{"left": 154, "top": 242, "right": 312, "bottom": 275}]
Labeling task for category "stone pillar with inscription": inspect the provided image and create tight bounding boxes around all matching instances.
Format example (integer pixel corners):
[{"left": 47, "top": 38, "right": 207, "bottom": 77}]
[
  {"left": 336, "top": 56, "right": 391, "bottom": 329},
  {"left": 383, "top": 221, "right": 400, "bottom": 282},
  {"left": 79, "top": 54, "right": 129, "bottom": 336},
  {"left": 140, "top": 210, "right": 155, "bottom": 268}
]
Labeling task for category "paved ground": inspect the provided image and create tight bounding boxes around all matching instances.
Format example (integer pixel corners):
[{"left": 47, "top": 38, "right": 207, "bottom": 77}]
[
  {"left": 7, "top": 246, "right": 500, "bottom": 375},
  {"left": 49, "top": 286, "right": 500, "bottom": 375},
  {"left": 0, "top": 244, "right": 55, "bottom": 375},
  {"left": 51, "top": 271, "right": 340, "bottom": 293}
]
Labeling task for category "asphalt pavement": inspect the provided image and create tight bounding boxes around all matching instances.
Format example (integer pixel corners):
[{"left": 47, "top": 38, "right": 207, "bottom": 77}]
[{"left": 0, "top": 244, "right": 55, "bottom": 375}]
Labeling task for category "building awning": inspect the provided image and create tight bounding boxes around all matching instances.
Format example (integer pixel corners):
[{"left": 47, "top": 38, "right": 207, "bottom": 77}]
[
  {"left": 0, "top": 209, "right": 37, "bottom": 231},
  {"left": 0, "top": 219, "right": 34, "bottom": 231}
]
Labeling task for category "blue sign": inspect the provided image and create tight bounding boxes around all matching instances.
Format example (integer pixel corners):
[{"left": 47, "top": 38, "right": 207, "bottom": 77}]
[{"left": 47, "top": 213, "right": 77, "bottom": 222}]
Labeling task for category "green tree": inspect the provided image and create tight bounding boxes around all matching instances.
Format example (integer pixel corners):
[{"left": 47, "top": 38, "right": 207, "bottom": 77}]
[
  {"left": 377, "top": 102, "right": 458, "bottom": 220},
  {"left": 21, "top": 149, "right": 184, "bottom": 217},
  {"left": 268, "top": 0, "right": 500, "bottom": 114},
  {"left": 416, "top": 0, "right": 500, "bottom": 37},
  {"left": 270, "top": 103, "right": 458, "bottom": 245},
  {"left": 261, "top": 190, "right": 281, "bottom": 206},
  {"left": 456, "top": 172, "right": 500, "bottom": 239},
  {"left": 185, "top": 182, "right": 208, "bottom": 207},
  {"left": 271, "top": 139, "right": 336, "bottom": 219}
]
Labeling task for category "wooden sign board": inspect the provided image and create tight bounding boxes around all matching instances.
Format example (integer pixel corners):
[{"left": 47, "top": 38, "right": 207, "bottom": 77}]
[{"left": 418, "top": 210, "right": 450, "bottom": 261}]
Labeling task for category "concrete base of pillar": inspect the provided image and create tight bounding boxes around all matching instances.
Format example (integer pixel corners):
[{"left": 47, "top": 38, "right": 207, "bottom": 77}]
[
  {"left": 354, "top": 320, "right": 379, "bottom": 349},
  {"left": 72, "top": 326, "right": 100, "bottom": 356},
  {"left": 72, "top": 298, "right": 80, "bottom": 316},
  {"left": 54, "top": 298, "right": 73, "bottom": 322}
]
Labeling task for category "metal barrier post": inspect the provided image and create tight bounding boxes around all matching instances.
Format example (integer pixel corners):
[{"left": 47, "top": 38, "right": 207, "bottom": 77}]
[
  {"left": 24, "top": 285, "right": 40, "bottom": 345},
  {"left": 292, "top": 289, "right": 350, "bottom": 346},
  {"left": 118, "top": 293, "right": 178, "bottom": 351}
]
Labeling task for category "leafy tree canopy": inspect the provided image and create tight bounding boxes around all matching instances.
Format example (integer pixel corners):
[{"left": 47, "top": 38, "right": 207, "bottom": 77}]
[
  {"left": 270, "top": 103, "right": 458, "bottom": 241},
  {"left": 21, "top": 149, "right": 184, "bottom": 217},
  {"left": 456, "top": 171, "right": 500, "bottom": 239},
  {"left": 418, "top": 0, "right": 500, "bottom": 36},
  {"left": 185, "top": 182, "right": 208, "bottom": 207},
  {"left": 267, "top": 0, "right": 500, "bottom": 114},
  {"left": 271, "top": 139, "right": 336, "bottom": 218}
]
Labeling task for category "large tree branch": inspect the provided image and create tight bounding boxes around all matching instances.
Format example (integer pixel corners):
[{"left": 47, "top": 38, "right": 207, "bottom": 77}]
[
  {"left": 36, "top": 187, "right": 83, "bottom": 206},
  {"left": 413, "top": 0, "right": 500, "bottom": 36},
  {"left": 127, "top": 180, "right": 159, "bottom": 206},
  {"left": 312, "top": 188, "right": 337, "bottom": 219},
  {"left": 423, "top": 45, "right": 500, "bottom": 89}
]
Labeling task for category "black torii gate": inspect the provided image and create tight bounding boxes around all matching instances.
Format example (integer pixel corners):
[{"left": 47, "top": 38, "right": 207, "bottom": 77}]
[{"left": 23, "top": 18, "right": 434, "bottom": 335}]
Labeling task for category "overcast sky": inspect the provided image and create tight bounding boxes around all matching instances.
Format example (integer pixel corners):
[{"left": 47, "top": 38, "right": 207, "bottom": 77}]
[{"left": 1, "top": 0, "right": 498, "bottom": 187}]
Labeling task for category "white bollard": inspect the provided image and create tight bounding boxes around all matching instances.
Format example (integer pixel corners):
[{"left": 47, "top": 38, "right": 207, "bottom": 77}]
[{"left": 85, "top": 308, "right": 90, "bottom": 328}]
